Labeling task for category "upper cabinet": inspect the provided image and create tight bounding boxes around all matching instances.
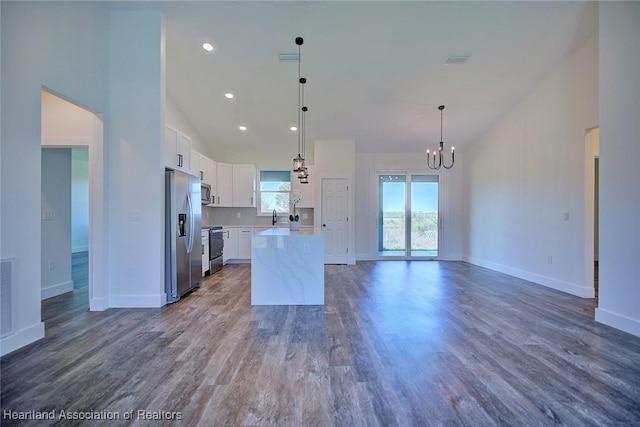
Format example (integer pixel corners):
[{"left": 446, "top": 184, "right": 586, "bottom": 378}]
[
  {"left": 232, "top": 164, "right": 256, "bottom": 207},
  {"left": 164, "top": 125, "right": 191, "bottom": 172},
  {"left": 191, "top": 150, "right": 204, "bottom": 180},
  {"left": 188, "top": 149, "right": 256, "bottom": 208},
  {"left": 216, "top": 162, "right": 233, "bottom": 207},
  {"left": 191, "top": 150, "right": 216, "bottom": 187},
  {"left": 292, "top": 165, "right": 314, "bottom": 208}
]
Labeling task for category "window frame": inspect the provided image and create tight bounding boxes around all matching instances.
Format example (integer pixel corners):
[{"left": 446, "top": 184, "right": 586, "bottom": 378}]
[{"left": 257, "top": 170, "right": 292, "bottom": 215}]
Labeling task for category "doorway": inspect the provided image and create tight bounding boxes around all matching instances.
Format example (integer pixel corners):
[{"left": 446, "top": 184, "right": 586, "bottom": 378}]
[
  {"left": 378, "top": 173, "right": 439, "bottom": 259},
  {"left": 41, "top": 88, "right": 106, "bottom": 311},
  {"left": 321, "top": 178, "right": 349, "bottom": 264},
  {"left": 584, "top": 127, "right": 599, "bottom": 300}
]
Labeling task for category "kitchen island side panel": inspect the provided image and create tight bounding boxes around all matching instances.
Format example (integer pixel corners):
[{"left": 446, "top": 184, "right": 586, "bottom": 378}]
[{"left": 251, "top": 229, "right": 324, "bottom": 305}]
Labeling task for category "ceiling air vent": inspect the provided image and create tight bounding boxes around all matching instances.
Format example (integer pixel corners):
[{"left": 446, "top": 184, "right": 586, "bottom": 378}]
[
  {"left": 446, "top": 54, "right": 472, "bottom": 65},
  {"left": 279, "top": 53, "right": 300, "bottom": 62}
]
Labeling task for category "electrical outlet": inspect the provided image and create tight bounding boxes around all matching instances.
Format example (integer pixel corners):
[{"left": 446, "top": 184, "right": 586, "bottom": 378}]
[
  {"left": 127, "top": 265, "right": 133, "bottom": 277},
  {"left": 302, "top": 213, "right": 308, "bottom": 219},
  {"left": 42, "top": 210, "right": 55, "bottom": 221},
  {"left": 236, "top": 212, "right": 241, "bottom": 218},
  {"left": 48, "top": 260, "right": 55, "bottom": 270},
  {"left": 127, "top": 210, "right": 141, "bottom": 221},
  {"left": 563, "top": 212, "right": 570, "bottom": 221},
  {"left": 547, "top": 256, "right": 553, "bottom": 264}
]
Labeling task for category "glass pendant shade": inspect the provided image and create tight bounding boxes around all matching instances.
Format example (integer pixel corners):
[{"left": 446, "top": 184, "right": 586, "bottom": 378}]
[{"left": 293, "top": 154, "right": 305, "bottom": 172}]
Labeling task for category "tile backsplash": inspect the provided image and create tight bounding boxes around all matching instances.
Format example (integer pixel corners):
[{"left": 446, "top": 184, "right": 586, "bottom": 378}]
[{"left": 202, "top": 206, "right": 314, "bottom": 227}]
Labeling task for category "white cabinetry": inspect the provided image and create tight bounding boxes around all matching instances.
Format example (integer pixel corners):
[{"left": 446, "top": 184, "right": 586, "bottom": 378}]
[
  {"left": 201, "top": 229, "right": 209, "bottom": 276},
  {"left": 208, "top": 160, "right": 218, "bottom": 206},
  {"left": 292, "top": 165, "right": 314, "bottom": 208},
  {"left": 237, "top": 227, "right": 254, "bottom": 259},
  {"left": 232, "top": 164, "right": 256, "bottom": 207},
  {"left": 191, "top": 150, "right": 203, "bottom": 180},
  {"left": 164, "top": 126, "right": 191, "bottom": 172},
  {"left": 188, "top": 154, "right": 255, "bottom": 208},
  {"left": 222, "top": 227, "right": 237, "bottom": 264},
  {"left": 217, "top": 163, "right": 233, "bottom": 207},
  {"left": 191, "top": 151, "right": 216, "bottom": 187}
]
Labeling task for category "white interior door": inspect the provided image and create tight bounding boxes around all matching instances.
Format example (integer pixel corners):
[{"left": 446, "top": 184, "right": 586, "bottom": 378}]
[{"left": 321, "top": 178, "right": 349, "bottom": 264}]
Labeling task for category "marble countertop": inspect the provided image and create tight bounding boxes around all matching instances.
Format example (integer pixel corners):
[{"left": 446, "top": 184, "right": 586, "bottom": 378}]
[
  {"left": 257, "top": 227, "right": 320, "bottom": 236},
  {"left": 206, "top": 224, "right": 314, "bottom": 229}
]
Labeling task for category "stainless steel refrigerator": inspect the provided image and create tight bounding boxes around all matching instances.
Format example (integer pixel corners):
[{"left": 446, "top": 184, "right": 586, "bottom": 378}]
[{"left": 165, "top": 169, "right": 202, "bottom": 303}]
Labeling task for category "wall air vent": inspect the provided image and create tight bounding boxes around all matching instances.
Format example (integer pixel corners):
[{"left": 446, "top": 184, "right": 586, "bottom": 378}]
[
  {"left": 279, "top": 53, "right": 300, "bottom": 62},
  {"left": 1, "top": 258, "right": 16, "bottom": 338},
  {"left": 446, "top": 54, "right": 472, "bottom": 64}
]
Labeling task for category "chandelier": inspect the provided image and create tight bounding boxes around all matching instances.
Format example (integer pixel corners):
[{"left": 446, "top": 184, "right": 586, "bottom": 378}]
[
  {"left": 426, "top": 105, "right": 455, "bottom": 170},
  {"left": 292, "top": 37, "right": 309, "bottom": 184}
]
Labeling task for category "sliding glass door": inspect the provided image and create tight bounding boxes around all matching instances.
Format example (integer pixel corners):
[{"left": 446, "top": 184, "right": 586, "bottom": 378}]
[{"left": 378, "top": 173, "right": 439, "bottom": 258}]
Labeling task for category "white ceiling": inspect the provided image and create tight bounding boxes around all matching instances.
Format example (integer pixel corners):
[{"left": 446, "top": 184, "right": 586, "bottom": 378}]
[{"left": 163, "top": 1, "right": 597, "bottom": 155}]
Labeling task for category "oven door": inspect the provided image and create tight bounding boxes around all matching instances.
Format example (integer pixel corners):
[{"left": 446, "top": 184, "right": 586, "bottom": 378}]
[{"left": 209, "top": 228, "right": 224, "bottom": 274}]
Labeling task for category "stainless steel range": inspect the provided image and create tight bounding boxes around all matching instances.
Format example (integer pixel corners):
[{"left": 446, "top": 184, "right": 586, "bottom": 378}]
[{"left": 208, "top": 227, "right": 224, "bottom": 274}]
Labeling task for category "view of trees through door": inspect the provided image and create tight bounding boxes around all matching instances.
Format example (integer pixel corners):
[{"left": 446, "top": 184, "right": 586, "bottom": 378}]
[{"left": 378, "top": 173, "right": 439, "bottom": 258}]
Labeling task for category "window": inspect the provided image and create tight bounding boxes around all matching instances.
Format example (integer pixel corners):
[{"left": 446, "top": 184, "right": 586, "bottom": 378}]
[{"left": 259, "top": 170, "right": 291, "bottom": 214}]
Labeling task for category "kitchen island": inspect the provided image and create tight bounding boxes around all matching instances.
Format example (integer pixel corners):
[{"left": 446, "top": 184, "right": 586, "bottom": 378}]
[{"left": 251, "top": 228, "right": 324, "bottom": 305}]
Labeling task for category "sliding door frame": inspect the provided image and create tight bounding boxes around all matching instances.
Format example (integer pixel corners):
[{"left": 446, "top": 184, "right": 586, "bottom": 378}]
[{"left": 374, "top": 169, "right": 442, "bottom": 260}]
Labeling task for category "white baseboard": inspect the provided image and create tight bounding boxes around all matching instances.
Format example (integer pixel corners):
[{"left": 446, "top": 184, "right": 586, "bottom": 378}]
[
  {"left": 1, "top": 322, "right": 45, "bottom": 357},
  {"left": 89, "top": 298, "right": 107, "bottom": 311},
  {"left": 355, "top": 253, "right": 464, "bottom": 262},
  {"left": 109, "top": 294, "right": 165, "bottom": 308},
  {"left": 464, "top": 255, "right": 594, "bottom": 298},
  {"left": 41, "top": 280, "right": 74, "bottom": 300},
  {"left": 595, "top": 308, "right": 640, "bottom": 338}
]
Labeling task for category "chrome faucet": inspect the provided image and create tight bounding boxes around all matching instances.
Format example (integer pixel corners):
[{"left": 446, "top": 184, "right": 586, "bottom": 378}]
[{"left": 272, "top": 209, "right": 278, "bottom": 225}]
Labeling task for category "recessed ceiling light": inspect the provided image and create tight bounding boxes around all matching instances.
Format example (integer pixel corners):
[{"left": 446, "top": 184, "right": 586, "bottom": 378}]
[
  {"left": 224, "top": 92, "right": 234, "bottom": 99},
  {"left": 202, "top": 42, "right": 214, "bottom": 52},
  {"left": 290, "top": 126, "right": 298, "bottom": 131},
  {"left": 239, "top": 125, "right": 247, "bottom": 131}
]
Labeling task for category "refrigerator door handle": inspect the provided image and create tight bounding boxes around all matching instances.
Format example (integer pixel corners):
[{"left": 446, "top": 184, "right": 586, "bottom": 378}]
[{"left": 186, "top": 192, "right": 193, "bottom": 253}]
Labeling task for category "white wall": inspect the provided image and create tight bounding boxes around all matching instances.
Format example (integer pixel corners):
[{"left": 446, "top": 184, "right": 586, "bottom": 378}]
[
  {"left": 1, "top": 1, "right": 109, "bottom": 355},
  {"left": 1, "top": 2, "right": 168, "bottom": 355},
  {"left": 71, "top": 149, "right": 89, "bottom": 253},
  {"left": 41, "top": 149, "right": 73, "bottom": 299},
  {"left": 41, "top": 91, "right": 91, "bottom": 254},
  {"left": 166, "top": 95, "right": 210, "bottom": 157},
  {"left": 108, "top": 10, "right": 165, "bottom": 307},
  {"left": 463, "top": 32, "right": 598, "bottom": 298},
  {"left": 354, "top": 152, "right": 464, "bottom": 261},
  {"left": 596, "top": 2, "right": 640, "bottom": 337}
]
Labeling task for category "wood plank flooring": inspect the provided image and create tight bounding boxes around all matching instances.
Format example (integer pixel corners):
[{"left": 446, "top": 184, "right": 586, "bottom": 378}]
[{"left": 2, "top": 257, "right": 640, "bottom": 426}]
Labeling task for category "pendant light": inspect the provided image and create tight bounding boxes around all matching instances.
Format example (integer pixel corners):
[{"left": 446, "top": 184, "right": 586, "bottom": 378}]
[
  {"left": 426, "top": 105, "right": 455, "bottom": 170},
  {"left": 298, "top": 85, "right": 310, "bottom": 184},
  {"left": 292, "top": 37, "right": 306, "bottom": 174}
]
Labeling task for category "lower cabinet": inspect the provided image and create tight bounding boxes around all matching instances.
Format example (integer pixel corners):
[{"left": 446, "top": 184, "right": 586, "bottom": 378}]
[
  {"left": 222, "top": 227, "right": 273, "bottom": 263},
  {"left": 222, "top": 227, "right": 237, "bottom": 264},
  {"left": 237, "top": 228, "right": 254, "bottom": 259}
]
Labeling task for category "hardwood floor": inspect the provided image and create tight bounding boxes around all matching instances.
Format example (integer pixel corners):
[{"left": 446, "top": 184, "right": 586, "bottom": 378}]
[{"left": 2, "top": 259, "right": 640, "bottom": 426}]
